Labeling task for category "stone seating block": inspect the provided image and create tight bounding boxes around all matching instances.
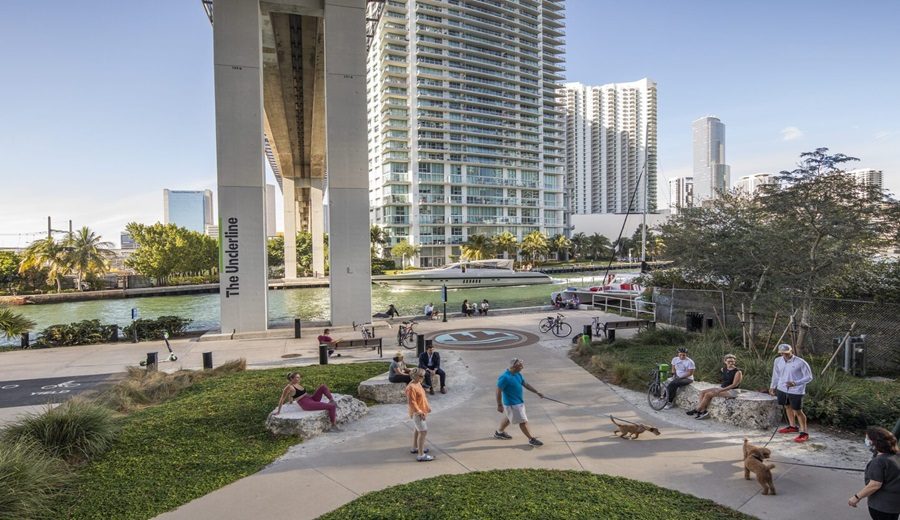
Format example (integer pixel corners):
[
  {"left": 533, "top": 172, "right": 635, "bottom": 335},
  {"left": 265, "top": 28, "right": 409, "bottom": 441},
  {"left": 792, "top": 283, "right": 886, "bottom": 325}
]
[
  {"left": 266, "top": 393, "right": 367, "bottom": 438},
  {"left": 673, "top": 381, "right": 779, "bottom": 430},
  {"left": 357, "top": 372, "right": 407, "bottom": 404}
]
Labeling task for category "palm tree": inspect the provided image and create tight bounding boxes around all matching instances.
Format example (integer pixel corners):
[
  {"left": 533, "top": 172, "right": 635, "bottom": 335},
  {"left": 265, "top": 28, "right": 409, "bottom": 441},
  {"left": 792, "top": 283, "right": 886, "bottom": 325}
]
[
  {"left": 492, "top": 231, "right": 518, "bottom": 259},
  {"left": 550, "top": 234, "right": 572, "bottom": 261},
  {"left": 461, "top": 234, "right": 495, "bottom": 261},
  {"left": 520, "top": 231, "right": 549, "bottom": 266},
  {"left": 391, "top": 240, "right": 420, "bottom": 269},
  {"left": 370, "top": 225, "right": 388, "bottom": 257},
  {"left": 66, "top": 227, "right": 114, "bottom": 290},
  {"left": 588, "top": 233, "right": 612, "bottom": 261},
  {"left": 0, "top": 307, "right": 36, "bottom": 339},
  {"left": 570, "top": 232, "right": 587, "bottom": 260},
  {"left": 19, "top": 237, "right": 69, "bottom": 293}
]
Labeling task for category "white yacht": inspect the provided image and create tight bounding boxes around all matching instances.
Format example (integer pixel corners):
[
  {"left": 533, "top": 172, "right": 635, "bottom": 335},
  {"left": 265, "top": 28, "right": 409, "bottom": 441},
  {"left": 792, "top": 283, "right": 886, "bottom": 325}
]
[{"left": 378, "top": 259, "right": 552, "bottom": 288}]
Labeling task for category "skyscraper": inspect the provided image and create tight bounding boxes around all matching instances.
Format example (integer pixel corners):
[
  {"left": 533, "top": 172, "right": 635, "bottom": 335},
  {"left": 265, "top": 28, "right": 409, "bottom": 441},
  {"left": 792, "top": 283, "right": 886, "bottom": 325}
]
[
  {"left": 365, "top": 0, "right": 566, "bottom": 267},
  {"left": 563, "top": 79, "right": 658, "bottom": 214},
  {"left": 163, "top": 189, "right": 213, "bottom": 233},
  {"left": 850, "top": 168, "right": 884, "bottom": 191},
  {"left": 736, "top": 173, "right": 777, "bottom": 196},
  {"left": 668, "top": 176, "right": 693, "bottom": 213},
  {"left": 692, "top": 116, "right": 730, "bottom": 203}
]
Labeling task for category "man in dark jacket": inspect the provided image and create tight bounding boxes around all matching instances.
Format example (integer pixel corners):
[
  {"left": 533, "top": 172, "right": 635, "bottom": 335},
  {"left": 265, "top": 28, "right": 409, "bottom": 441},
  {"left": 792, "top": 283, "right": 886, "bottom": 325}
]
[{"left": 418, "top": 344, "right": 447, "bottom": 395}]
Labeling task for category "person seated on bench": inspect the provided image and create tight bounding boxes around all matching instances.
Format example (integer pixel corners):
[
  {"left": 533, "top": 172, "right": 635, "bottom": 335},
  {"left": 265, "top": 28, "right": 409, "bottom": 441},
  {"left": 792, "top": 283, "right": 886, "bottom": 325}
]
[
  {"left": 373, "top": 304, "right": 401, "bottom": 319},
  {"left": 317, "top": 328, "right": 341, "bottom": 358},
  {"left": 478, "top": 299, "right": 490, "bottom": 315},
  {"left": 275, "top": 372, "right": 338, "bottom": 428},
  {"left": 565, "top": 295, "right": 580, "bottom": 309},
  {"left": 424, "top": 302, "right": 435, "bottom": 320},
  {"left": 389, "top": 351, "right": 412, "bottom": 384},
  {"left": 664, "top": 347, "right": 695, "bottom": 410},
  {"left": 418, "top": 343, "right": 447, "bottom": 395},
  {"left": 462, "top": 299, "right": 475, "bottom": 317},
  {"left": 686, "top": 354, "right": 743, "bottom": 420}
]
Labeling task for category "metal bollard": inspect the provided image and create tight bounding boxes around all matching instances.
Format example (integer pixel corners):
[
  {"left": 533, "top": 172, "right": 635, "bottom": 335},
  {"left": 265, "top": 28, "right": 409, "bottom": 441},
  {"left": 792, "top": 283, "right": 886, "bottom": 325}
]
[
  {"left": 583, "top": 324, "right": 592, "bottom": 338},
  {"left": 202, "top": 352, "right": 213, "bottom": 370},
  {"left": 416, "top": 335, "right": 426, "bottom": 357},
  {"left": 607, "top": 330, "right": 616, "bottom": 343},
  {"left": 318, "top": 344, "right": 329, "bottom": 365},
  {"left": 294, "top": 318, "right": 302, "bottom": 339},
  {"left": 20, "top": 332, "right": 30, "bottom": 349},
  {"left": 145, "top": 352, "right": 158, "bottom": 371}
]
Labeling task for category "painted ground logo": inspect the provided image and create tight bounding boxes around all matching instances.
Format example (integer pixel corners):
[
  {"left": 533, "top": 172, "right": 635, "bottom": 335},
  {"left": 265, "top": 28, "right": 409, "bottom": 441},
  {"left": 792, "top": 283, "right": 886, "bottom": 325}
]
[{"left": 428, "top": 329, "right": 538, "bottom": 350}]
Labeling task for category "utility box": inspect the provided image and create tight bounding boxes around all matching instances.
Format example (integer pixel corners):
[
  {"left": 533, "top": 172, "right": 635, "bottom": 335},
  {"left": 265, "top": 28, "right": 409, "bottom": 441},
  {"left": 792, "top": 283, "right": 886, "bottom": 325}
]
[
  {"left": 685, "top": 312, "right": 704, "bottom": 332},
  {"left": 842, "top": 335, "right": 867, "bottom": 377}
]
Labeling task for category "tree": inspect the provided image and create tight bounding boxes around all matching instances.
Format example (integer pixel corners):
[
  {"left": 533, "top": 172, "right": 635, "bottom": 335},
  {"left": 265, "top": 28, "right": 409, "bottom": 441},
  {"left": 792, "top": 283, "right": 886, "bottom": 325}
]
[
  {"left": 267, "top": 236, "right": 285, "bottom": 268},
  {"left": 493, "top": 231, "right": 518, "bottom": 259},
  {"left": 0, "top": 307, "right": 35, "bottom": 339},
  {"left": 587, "top": 233, "right": 611, "bottom": 261},
  {"left": 19, "top": 237, "right": 69, "bottom": 293},
  {"left": 370, "top": 225, "right": 388, "bottom": 257},
  {"left": 0, "top": 251, "right": 20, "bottom": 290},
  {"left": 630, "top": 224, "right": 663, "bottom": 260},
  {"left": 570, "top": 232, "right": 588, "bottom": 260},
  {"left": 125, "top": 223, "right": 218, "bottom": 284},
  {"left": 550, "top": 234, "right": 572, "bottom": 261},
  {"left": 461, "top": 234, "right": 495, "bottom": 261},
  {"left": 391, "top": 240, "right": 420, "bottom": 269},
  {"left": 520, "top": 231, "right": 549, "bottom": 266},
  {"left": 65, "top": 226, "right": 115, "bottom": 290}
]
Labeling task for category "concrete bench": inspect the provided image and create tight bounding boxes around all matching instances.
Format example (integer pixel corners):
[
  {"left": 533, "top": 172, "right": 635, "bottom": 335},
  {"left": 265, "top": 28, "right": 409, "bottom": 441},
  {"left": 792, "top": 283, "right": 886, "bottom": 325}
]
[
  {"left": 357, "top": 371, "right": 407, "bottom": 404},
  {"left": 673, "top": 381, "right": 779, "bottom": 430},
  {"left": 265, "top": 393, "right": 367, "bottom": 438}
]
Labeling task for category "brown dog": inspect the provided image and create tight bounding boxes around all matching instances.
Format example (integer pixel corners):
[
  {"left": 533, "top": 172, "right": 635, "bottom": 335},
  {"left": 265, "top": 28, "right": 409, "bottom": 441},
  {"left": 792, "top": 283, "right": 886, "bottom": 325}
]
[
  {"left": 610, "top": 417, "right": 661, "bottom": 439},
  {"left": 743, "top": 438, "right": 776, "bottom": 495}
]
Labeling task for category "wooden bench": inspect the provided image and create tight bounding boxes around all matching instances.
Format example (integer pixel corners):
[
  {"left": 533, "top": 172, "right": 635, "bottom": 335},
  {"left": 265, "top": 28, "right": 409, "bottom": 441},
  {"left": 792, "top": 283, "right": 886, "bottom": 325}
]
[
  {"left": 596, "top": 318, "right": 652, "bottom": 342},
  {"left": 333, "top": 337, "right": 383, "bottom": 357}
]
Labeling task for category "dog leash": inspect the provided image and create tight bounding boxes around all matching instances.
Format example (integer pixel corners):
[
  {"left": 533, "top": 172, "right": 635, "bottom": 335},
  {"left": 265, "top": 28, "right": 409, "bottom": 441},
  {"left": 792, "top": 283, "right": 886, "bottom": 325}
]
[
  {"left": 762, "top": 407, "right": 788, "bottom": 448},
  {"left": 608, "top": 414, "right": 642, "bottom": 426},
  {"left": 768, "top": 459, "right": 864, "bottom": 472},
  {"left": 541, "top": 395, "right": 574, "bottom": 406}
]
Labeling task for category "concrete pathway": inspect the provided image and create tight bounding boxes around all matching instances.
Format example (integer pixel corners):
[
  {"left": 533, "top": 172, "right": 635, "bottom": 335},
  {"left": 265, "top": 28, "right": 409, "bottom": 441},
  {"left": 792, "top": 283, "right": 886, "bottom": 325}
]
[{"left": 0, "top": 310, "right": 871, "bottom": 519}]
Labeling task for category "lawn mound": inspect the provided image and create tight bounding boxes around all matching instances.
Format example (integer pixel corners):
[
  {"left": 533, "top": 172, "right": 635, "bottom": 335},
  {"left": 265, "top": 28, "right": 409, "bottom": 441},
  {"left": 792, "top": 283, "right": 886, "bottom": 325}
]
[{"left": 318, "top": 469, "right": 754, "bottom": 520}]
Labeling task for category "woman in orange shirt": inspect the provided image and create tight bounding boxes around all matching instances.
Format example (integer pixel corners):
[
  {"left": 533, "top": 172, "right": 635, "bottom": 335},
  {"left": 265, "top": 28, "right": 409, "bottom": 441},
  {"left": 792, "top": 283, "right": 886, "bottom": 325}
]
[{"left": 405, "top": 368, "right": 433, "bottom": 461}]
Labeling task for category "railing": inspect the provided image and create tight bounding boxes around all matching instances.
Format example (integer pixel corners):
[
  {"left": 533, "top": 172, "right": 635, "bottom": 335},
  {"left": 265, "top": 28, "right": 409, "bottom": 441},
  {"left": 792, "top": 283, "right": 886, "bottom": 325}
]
[{"left": 591, "top": 294, "right": 657, "bottom": 322}]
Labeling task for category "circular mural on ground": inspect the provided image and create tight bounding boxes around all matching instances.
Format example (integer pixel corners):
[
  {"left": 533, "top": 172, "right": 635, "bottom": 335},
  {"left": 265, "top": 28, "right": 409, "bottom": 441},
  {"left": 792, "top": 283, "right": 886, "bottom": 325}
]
[{"left": 426, "top": 328, "right": 539, "bottom": 350}]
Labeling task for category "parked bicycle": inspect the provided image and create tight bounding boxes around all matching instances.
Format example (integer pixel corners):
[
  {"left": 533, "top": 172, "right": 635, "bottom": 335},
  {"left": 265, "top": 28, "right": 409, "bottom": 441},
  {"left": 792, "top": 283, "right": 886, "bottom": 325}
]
[
  {"left": 647, "top": 363, "right": 671, "bottom": 411},
  {"left": 352, "top": 321, "right": 376, "bottom": 340},
  {"left": 538, "top": 313, "right": 572, "bottom": 337},
  {"left": 397, "top": 320, "right": 418, "bottom": 349}
]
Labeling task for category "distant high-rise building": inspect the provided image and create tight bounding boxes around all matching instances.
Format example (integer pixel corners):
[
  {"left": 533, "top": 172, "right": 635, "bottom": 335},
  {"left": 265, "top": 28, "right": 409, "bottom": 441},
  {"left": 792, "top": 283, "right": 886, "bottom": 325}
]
[
  {"left": 692, "top": 116, "right": 730, "bottom": 203},
  {"left": 668, "top": 176, "right": 693, "bottom": 213},
  {"left": 204, "top": 224, "right": 219, "bottom": 239},
  {"left": 365, "top": 0, "right": 566, "bottom": 267},
  {"left": 163, "top": 189, "right": 213, "bottom": 233},
  {"left": 120, "top": 232, "right": 136, "bottom": 250},
  {"left": 265, "top": 184, "right": 276, "bottom": 237},
  {"left": 736, "top": 173, "right": 778, "bottom": 196},
  {"left": 563, "top": 79, "right": 658, "bottom": 214},
  {"left": 850, "top": 168, "right": 884, "bottom": 191}
]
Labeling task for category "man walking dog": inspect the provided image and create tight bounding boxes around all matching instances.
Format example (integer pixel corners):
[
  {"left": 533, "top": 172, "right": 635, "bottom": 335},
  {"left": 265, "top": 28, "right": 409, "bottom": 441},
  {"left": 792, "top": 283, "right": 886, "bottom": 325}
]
[
  {"left": 494, "top": 358, "right": 545, "bottom": 447},
  {"left": 770, "top": 343, "right": 814, "bottom": 443}
]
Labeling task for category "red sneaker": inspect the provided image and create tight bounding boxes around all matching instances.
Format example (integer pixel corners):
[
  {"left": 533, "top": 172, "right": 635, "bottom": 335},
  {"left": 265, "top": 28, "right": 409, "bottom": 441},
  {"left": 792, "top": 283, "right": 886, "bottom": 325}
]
[
  {"left": 794, "top": 432, "right": 809, "bottom": 443},
  {"left": 777, "top": 426, "right": 799, "bottom": 434}
]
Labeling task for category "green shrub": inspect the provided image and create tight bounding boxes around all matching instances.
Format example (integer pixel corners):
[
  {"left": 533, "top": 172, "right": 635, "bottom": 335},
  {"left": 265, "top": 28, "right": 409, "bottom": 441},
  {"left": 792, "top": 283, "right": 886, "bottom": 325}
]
[
  {"left": 0, "top": 439, "right": 72, "bottom": 520},
  {"left": 320, "top": 469, "right": 753, "bottom": 520},
  {"left": 123, "top": 315, "right": 192, "bottom": 341},
  {"left": 34, "top": 319, "right": 117, "bottom": 347},
  {"left": 2, "top": 399, "right": 119, "bottom": 465}
]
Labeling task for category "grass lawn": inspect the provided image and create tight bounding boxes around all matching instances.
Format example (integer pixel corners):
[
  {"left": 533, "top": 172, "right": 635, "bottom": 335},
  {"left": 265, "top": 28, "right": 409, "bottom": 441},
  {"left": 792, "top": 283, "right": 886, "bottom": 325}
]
[
  {"left": 572, "top": 327, "right": 900, "bottom": 431},
  {"left": 54, "top": 362, "right": 388, "bottom": 520},
  {"left": 319, "top": 469, "right": 755, "bottom": 520}
]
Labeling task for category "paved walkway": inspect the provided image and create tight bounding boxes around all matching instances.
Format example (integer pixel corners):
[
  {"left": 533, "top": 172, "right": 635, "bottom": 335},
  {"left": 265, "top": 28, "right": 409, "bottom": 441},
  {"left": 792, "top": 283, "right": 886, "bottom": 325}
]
[{"left": 0, "top": 310, "right": 870, "bottom": 519}]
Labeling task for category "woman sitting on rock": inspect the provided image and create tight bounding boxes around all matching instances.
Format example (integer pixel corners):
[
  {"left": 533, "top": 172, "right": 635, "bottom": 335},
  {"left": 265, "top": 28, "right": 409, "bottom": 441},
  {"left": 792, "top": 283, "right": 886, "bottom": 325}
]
[
  {"left": 275, "top": 371, "right": 338, "bottom": 428},
  {"left": 686, "top": 354, "right": 743, "bottom": 420},
  {"left": 389, "top": 351, "right": 412, "bottom": 384}
]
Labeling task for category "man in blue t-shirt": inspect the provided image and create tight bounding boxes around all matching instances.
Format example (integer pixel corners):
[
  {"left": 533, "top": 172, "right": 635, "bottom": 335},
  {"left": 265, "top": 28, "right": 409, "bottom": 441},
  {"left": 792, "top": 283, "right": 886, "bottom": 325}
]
[{"left": 494, "top": 358, "right": 545, "bottom": 447}]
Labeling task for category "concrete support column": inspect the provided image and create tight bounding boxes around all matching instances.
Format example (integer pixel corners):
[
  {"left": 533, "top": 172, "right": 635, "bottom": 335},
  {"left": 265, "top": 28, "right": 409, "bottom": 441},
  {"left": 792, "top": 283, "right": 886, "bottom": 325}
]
[
  {"left": 324, "top": 0, "right": 371, "bottom": 326},
  {"left": 213, "top": 0, "right": 268, "bottom": 333},
  {"left": 310, "top": 178, "right": 325, "bottom": 278},
  {"left": 283, "top": 176, "right": 297, "bottom": 279}
]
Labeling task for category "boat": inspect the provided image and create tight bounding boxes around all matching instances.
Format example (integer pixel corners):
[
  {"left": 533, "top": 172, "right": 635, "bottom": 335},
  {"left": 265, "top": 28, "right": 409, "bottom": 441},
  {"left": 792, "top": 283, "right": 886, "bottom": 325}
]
[
  {"left": 550, "top": 273, "right": 644, "bottom": 307},
  {"left": 377, "top": 259, "right": 552, "bottom": 288}
]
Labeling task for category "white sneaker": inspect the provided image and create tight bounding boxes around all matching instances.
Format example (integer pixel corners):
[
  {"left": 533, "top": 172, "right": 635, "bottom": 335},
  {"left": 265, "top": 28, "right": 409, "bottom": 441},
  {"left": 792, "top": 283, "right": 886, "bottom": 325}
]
[{"left": 663, "top": 403, "right": 675, "bottom": 410}]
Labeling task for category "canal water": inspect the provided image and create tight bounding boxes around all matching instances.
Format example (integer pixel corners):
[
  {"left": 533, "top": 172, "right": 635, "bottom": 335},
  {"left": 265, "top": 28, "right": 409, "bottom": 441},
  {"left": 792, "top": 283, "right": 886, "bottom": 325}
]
[{"left": 7, "top": 272, "right": 619, "bottom": 341}]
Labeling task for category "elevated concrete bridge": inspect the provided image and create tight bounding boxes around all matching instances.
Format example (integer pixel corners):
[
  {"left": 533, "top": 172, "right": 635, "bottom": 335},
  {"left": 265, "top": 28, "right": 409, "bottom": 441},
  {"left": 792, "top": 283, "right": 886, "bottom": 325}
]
[{"left": 205, "top": 0, "right": 375, "bottom": 332}]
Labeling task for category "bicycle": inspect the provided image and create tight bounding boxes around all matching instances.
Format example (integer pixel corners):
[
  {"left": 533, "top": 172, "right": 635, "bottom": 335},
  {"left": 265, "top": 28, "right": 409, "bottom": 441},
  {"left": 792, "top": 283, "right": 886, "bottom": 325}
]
[
  {"left": 647, "top": 363, "right": 671, "bottom": 411},
  {"left": 352, "top": 321, "right": 376, "bottom": 340},
  {"left": 538, "top": 313, "right": 572, "bottom": 337},
  {"left": 397, "top": 320, "right": 418, "bottom": 349}
]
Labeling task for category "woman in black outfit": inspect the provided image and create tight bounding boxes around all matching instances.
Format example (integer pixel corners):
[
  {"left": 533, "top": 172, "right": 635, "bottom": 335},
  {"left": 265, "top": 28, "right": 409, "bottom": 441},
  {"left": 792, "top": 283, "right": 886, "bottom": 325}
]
[
  {"left": 686, "top": 354, "right": 742, "bottom": 420},
  {"left": 849, "top": 426, "right": 900, "bottom": 520},
  {"left": 389, "top": 351, "right": 412, "bottom": 383}
]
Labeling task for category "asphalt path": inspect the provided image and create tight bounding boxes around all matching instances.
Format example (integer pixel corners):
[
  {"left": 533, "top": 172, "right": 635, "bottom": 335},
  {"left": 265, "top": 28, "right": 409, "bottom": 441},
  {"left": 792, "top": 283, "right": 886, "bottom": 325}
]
[{"left": 0, "top": 373, "right": 119, "bottom": 408}]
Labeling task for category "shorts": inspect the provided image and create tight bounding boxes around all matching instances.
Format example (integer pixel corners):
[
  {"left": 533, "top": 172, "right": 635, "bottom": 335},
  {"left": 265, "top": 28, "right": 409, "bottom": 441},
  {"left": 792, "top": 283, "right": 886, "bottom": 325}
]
[
  {"left": 719, "top": 389, "right": 737, "bottom": 398},
  {"left": 413, "top": 415, "right": 428, "bottom": 432},
  {"left": 504, "top": 404, "right": 528, "bottom": 425},
  {"left": 776, "top": 390, "right": 804, "bottom": 410}
]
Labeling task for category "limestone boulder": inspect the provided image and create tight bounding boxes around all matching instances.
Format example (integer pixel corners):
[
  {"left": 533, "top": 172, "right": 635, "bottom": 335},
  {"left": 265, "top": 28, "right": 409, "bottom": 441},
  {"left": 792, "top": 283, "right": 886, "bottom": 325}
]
[
  {"left": 357, "top": 372, "right": 407, "bottom": 404},
  {"left": 266, "top": 393, "right": 367, "bottom": 438},
  {"left": 673, "top": 381, "right": 779, "bottom": 430}
]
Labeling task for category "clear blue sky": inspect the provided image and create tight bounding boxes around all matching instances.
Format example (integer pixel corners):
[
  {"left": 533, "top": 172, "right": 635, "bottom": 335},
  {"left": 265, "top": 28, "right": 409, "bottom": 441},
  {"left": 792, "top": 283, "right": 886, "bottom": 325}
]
[{"left": 1, "top": 1, "right": 898, "bottom": 247}]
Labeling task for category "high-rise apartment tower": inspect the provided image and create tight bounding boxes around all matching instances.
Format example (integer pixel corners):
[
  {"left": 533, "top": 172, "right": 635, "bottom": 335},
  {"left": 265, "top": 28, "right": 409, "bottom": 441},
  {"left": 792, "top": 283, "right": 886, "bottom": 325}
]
[
  {"left": 850, "top": 168, "right": 884, "bottom": 191},
  {"left": 668, "top": 176, "right": 693, "bottom": 213},
  {"left": 563, "top": 79, "right": 658, "bottom": 215},
  {"left": 163, "top": 189, "right": 213, "bottom": 233},
  {"left": 736, "top": 173, "right": 777, "bottom": 196},
  {"left": 366, "top": 0, "right": 566, "bottom": 267},
  {"left": 692, "top": 116, "right": 730, "bottom": 203}
]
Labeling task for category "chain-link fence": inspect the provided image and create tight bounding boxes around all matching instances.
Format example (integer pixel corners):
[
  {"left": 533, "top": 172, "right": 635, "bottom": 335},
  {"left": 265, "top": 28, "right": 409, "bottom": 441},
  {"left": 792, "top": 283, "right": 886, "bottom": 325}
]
[{"left": 652, "top": 287, "right": 900, "bottom": 375}]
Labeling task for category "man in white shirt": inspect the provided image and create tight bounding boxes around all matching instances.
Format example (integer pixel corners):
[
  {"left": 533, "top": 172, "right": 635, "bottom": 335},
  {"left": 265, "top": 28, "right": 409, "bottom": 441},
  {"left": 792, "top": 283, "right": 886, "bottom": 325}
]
[
  {"left": 769, "top": 343, "right": 814, "bottom": 443},
  {"left": 665, "top": 347, "right": 695, "bottom": 410},
  {"left": 424, "top": 303, "right": 434, "bottom": 320}
]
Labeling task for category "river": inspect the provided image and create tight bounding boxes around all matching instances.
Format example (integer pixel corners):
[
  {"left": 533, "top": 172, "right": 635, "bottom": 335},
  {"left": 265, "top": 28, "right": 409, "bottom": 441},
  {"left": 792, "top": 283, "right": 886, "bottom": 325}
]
[{"left": 6, "top": 272, "right": 619, "bottom": 343}]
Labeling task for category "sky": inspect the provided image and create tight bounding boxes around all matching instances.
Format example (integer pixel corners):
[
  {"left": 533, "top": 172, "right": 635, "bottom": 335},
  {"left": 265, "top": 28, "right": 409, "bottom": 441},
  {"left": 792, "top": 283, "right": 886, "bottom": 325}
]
[{"left": 1, "top": 0, "right": 898, "bottom": 248}]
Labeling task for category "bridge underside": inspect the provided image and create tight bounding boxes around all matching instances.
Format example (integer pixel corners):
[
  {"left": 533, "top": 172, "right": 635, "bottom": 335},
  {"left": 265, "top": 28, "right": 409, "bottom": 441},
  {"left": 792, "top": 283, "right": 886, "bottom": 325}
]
[{"left": 212, "top": 0, "right": 371, "bottom": 331}]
